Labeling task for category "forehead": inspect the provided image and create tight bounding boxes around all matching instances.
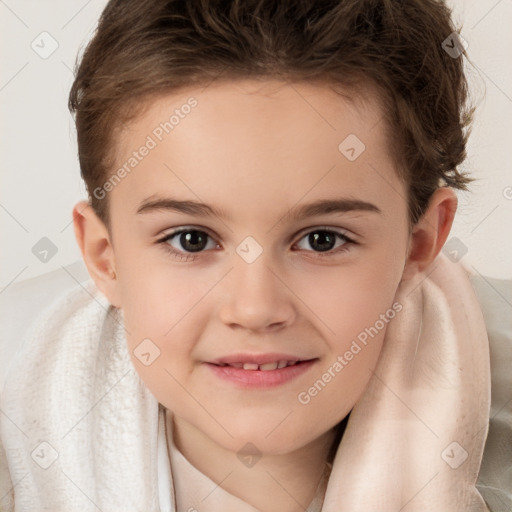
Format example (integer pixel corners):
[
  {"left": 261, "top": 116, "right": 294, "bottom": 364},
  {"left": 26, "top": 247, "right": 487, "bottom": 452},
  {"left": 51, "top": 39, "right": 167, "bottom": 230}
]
[
  {"left": 109, "top": 78, "right": 404, "bottom": 223},
  {"left": 117, "top": 78, "right": 387, "bottom": 156}
]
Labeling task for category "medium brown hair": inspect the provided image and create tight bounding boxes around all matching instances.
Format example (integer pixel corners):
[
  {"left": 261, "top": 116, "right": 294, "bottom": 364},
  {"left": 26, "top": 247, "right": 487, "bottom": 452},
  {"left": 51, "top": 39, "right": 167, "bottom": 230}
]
[{"left": 69, "top": 0, "right": 473, "bottom": 227}]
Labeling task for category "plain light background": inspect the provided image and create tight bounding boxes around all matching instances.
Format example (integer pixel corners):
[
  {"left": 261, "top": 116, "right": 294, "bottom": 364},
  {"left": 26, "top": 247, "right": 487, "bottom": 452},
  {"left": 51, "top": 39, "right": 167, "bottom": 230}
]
[{"left": 1, "top": 0, "right": 511, "bottom": 293}]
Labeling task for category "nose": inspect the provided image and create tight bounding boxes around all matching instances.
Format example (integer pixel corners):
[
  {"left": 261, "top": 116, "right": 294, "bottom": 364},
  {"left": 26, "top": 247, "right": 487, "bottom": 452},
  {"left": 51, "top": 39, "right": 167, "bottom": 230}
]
[{"left": 218, "top": 254, "right": 296, "bottom": 333}]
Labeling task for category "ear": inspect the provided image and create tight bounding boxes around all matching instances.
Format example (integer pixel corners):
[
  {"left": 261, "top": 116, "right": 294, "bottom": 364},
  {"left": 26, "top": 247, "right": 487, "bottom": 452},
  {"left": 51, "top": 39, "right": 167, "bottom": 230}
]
[
  {"left": 72, "top": 201, "right": 121, "bottom": 307},
  {"left": 402, "top": 187, "right": 458, "bottom": 280}
]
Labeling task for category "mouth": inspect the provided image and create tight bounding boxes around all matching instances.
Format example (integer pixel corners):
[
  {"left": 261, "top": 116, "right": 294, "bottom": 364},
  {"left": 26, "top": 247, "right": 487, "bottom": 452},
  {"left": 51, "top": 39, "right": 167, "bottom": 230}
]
[
  {"left": 213, "top": 360, "right": 304, "bottom": 370},
  {"left": 205, "top": 354, "right": 318, "bottom": 388}
]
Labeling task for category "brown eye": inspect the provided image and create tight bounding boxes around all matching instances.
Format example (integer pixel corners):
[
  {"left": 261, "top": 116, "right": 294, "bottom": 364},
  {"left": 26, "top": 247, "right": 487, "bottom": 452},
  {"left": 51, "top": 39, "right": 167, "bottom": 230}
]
[
  {"left": 295, "top": 228, "right": 354, "bottom": 255},
  {"left": 161, "top": 228, "right": 217, "bottom": 253},
  {"left": 177, "top": 230, "right": 208, "bottom": 252},
  {"left": 307, "top": 231, "right": 337, "bottom": 252}
]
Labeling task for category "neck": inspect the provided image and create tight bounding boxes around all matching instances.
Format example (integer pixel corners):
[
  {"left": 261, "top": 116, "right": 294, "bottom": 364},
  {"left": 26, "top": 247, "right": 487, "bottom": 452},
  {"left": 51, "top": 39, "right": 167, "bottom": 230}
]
[{"left": 171, "top": 415, "right": 345, "bottom": 512}]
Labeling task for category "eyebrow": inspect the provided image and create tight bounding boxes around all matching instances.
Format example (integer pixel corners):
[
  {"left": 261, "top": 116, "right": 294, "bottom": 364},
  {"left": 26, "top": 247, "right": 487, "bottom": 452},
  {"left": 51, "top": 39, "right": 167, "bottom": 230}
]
[{"left": 136, "top": 196, "right": 381, "bottom": 221}]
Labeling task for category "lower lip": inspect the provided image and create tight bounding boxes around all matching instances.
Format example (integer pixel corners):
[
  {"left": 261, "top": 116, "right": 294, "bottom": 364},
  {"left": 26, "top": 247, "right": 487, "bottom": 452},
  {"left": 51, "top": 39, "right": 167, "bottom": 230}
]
[{"left": 204, "top": 360, "right": 317, "bottom": 389}]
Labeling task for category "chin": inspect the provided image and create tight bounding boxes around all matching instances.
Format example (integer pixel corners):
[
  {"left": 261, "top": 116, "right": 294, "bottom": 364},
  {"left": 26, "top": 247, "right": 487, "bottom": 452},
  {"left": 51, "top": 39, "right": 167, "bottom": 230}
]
[{"left": 216, "top": 420, "right": 318, "bottom": 456}]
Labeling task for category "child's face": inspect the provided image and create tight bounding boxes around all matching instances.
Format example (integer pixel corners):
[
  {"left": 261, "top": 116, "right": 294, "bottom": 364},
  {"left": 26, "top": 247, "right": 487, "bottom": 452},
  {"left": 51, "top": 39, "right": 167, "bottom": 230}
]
[{"left": 106, "top": 79, "right": 410, "bottom": 455}]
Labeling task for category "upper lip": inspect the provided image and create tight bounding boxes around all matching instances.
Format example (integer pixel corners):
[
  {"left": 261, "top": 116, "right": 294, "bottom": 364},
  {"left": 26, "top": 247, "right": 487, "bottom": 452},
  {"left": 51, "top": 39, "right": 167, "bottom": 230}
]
[{"left": 209, "top": 353, "right": 314, "bottom": 365}]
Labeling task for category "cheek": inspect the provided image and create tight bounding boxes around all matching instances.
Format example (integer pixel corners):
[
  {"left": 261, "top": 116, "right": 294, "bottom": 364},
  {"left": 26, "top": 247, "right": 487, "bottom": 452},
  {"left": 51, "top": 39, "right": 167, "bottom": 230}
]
[
  {"left": 293, "top": 339, "right": 384, "bottom": 435},
  {"left": 291, "top": 250, "right": 404, "bottom": 412},
  {"left": 293, "top": 283, "right": 399, "bottom": 430},
  {"left": 297, "top": 255, "right": 404, "bottom": 345},
  {"left": 114, "top": 253, "right": 222, "bottom": 401},
  {"left": 115, "top": 241, "right": 213, "bottom": 338},
  {"left": 118, "top": 275, "right": 202, "bottom": 418}
]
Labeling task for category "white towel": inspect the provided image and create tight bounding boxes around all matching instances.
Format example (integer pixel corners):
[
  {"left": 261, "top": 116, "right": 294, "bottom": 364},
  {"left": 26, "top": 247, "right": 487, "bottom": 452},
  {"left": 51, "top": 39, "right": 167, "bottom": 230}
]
[
  {"left": 321, "top": 254, "right": 491, "bottom": 511},
  {"left": 0, "top": 254, "right": 490, "bottom": 511},
  {"left": 1, "top": 282, "right": 167, "bottom": 511}
]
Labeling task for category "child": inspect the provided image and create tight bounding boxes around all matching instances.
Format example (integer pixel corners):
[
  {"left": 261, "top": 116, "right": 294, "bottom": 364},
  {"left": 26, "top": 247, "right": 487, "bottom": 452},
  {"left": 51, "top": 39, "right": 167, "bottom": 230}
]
[{"left": 1, "top": 0, "right": 510, "bottom": 510}]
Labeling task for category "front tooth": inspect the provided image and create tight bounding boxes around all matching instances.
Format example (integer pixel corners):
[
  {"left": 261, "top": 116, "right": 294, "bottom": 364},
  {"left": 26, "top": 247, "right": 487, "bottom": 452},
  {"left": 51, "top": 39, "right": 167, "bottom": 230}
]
[
  {"left": 229, "top": 362, "right": 244, "bottom": 368},
  {"left": 260, "top": 362, "right": 279, "bottom": 371},
  {"left": 288, "top": 361, "right": 297, "bottom": 366},
  {"left": 243, "top": 363, "right": 260, "bottom": 370},
  {"left": 277, "top": 361, "right": 288, "bottom": 369}
]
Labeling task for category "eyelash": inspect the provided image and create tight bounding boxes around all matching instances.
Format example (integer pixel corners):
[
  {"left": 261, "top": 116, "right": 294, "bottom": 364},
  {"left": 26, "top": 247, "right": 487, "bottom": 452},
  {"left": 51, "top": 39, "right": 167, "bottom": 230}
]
[{"left": 156, "top": 226, "right": 356, "bottom": 262}]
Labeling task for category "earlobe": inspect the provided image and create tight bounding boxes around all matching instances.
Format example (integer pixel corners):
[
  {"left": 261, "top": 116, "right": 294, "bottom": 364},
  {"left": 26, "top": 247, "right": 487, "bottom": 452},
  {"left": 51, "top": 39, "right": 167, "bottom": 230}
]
[
  {"left": 72, "top": 201, "right": 121, "bottom": 307},
  {"left": 402, "top": 187, "right": 458, "bottom": 280}
]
